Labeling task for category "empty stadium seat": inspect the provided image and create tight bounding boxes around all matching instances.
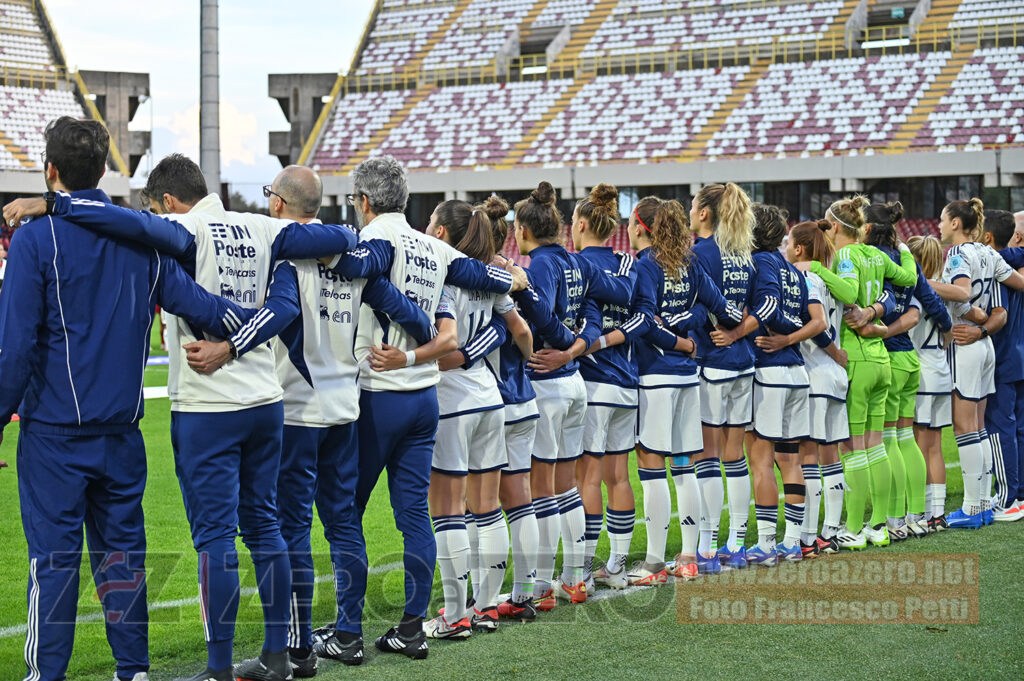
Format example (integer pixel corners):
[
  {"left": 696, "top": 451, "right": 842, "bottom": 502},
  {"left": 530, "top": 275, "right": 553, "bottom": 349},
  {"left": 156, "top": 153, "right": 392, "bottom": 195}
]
[
  {"left": 311, "top": 88, "right": 413, "bottom": 171},
  {"left": 355, "top": 0, "right": 458, "bottom": 75},
  {"left": 705, "top": 52, "right": 950, "bottom": 159},
  {"left": 912, "top": 46, "right": 1024, "bottom": 151},
  {"left": 423, "top": 0, "right": 535, "bottom": 71},
  {"left": 0, "top": 85, "right": 85, "bottom": 171},
  {"left": 950, "top": 0, "right": 1024, "bottom": 28}
]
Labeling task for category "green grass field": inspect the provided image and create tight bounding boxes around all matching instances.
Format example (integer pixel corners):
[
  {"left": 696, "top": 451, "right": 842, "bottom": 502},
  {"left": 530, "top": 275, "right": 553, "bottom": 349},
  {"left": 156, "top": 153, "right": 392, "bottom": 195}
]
[{"left": 0, "top": 329, "right": 1021, "bottom": 679}]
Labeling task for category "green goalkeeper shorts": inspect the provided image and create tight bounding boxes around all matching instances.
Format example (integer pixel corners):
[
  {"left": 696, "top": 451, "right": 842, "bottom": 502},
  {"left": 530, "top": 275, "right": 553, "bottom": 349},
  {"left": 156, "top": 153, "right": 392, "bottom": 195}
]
[
  {"left": 846, "top": 359, "right": 891, "bottom": 436},
  {"left": 885, "top": 351, "right": 921, "bottom": 423}
]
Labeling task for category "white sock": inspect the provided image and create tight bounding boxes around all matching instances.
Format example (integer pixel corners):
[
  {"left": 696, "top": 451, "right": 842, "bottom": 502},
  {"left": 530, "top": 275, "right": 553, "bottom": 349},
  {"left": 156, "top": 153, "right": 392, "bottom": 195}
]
[
  {"left": 801, "top": 464, "right": 822, "bottom": 544},
  {"left": 639, "top": 467, "right": 671, "bottom": 564},
  {"left": 505, "top": 502, "right": 538, "bottom": 604},
  {"left": 584, "top": 513, "right": 602, "bottom": 575},
  {"left": 532, "top": 497, "right": 559, "bottom": 593},
  {"left": 695, "top": 458, "right": 723, "bottom": 555},
  {"left": 755, "top": 504, "right": 777, "bottom": 551},
  {"left": 671, "top": 464, "right": 700, "bottom": 557},
  {"left": 556, "top": 488, "right": 586, "bottom": 584},
  {"left": 979, "top": 429, "right": 993, "bottom": 511},
  {"left": 925, "top": 484, "right": 934, "bottom": 521},
  {"left": 934, "top": 483, "right": 947, "bottom": 518},
  {"left": 782, "top": 502, "right": 804, "bottom": 548},
  {"left": 465, "top": 512, "right": 480, "bottom": 600},
  {"left": 820, "top": 462, "right": 844, "bottom": 537},
  {"left": 605, "top": 507, "right": 634, "bottom": 569},
  {"left": 723, "top": 458, "right": 751, "bottom": 550},
  {"left": 472, "top": 508, "right": 509, "bottom": 610},
  {"left": 432, "top": 515, "right": 470, "bottom": 622},
  {"left": 956, "top": 432, "right": 983, "bottom": 515}
]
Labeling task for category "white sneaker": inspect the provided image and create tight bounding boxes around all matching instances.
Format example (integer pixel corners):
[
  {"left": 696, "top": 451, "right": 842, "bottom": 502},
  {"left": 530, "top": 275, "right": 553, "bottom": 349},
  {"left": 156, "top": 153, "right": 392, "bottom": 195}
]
[
  {"left": 992, "top": 505, "right": 1024, "bottom": 522},
  {"left": 626, "top": 559, "right": 668, "bottom": 586},
  {"left": 423, "top": 615, "right": 472, "bottom": 639},
  {"left": 864, "top": 524, "right": 891, "bottom": 547},
  {"left": 905, "top": 516, "right": 929, "bottom": 538},
  {"left": 114, "top": 674, "right": 149, "bottom": 681},
  {"left": 886, "top": 520, "right": 908, "bottom": 542},
  {"left": 836, "top": 527, "right": 866, "bottom": 550},
  {"left": 594, "top": 559, "right": 628, "bottom": 589}
]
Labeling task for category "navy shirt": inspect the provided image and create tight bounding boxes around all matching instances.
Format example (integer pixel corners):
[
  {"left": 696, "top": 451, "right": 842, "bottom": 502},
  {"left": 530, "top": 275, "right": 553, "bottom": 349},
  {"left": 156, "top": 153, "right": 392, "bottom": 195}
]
[
  {"left": 879, "top": 246, "right": 952, "bottom": 354},
  {"left": 692, "top": 234, "right": 756, "bottom": 372},
  {"left": 994, "top": 247, "right": 1024, "bottom": 384},
  {"left": 750, "top": 249, "right": 808, "bottom": 368}
]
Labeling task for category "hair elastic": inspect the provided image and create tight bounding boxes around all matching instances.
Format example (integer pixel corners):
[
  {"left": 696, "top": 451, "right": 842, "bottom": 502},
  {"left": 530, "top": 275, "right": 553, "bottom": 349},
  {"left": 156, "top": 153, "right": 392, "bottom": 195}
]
[{"left": 634, "top": 207, "right": 652, "bottom": 233}]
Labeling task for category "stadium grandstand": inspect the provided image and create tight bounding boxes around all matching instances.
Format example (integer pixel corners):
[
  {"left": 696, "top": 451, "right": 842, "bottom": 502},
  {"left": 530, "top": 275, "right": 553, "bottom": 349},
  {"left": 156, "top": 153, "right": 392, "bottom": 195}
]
[
  {"left": 270, "top": 0, "right": 1024, "bottom": 254},
  {"left": 0, "top": 0, "right": 150, "bottom": 247}
]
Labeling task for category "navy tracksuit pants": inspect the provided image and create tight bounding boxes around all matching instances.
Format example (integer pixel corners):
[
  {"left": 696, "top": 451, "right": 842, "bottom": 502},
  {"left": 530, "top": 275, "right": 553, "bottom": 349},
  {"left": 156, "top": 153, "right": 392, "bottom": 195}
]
[
  {"left": 170, "top": 402, "right": 291, "bottom": 670},
  {"left": 18, "top": 422, "right": 149, "bottom": 681},
  {"left": 277, "top": 422, "right": 360, "bottom": 649},
  {"left": 986, "top": 378, "right": 1024, "bottom": 508},
  {"left": 336, "top": 387, "right": 439, "bottom": 634}
]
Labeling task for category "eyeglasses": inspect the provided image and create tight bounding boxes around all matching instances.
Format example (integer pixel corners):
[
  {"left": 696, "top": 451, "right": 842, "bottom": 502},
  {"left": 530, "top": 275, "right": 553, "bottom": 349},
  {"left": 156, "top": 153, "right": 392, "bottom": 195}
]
[
  {"left": 345, "top": 193, "right": 362, "bottom": 207},
  {"left": 39, "top": 152, "right": 47, "bottom": 168},
  {"left": 263, "top": 185, "right": 287, "bottom": 204}
]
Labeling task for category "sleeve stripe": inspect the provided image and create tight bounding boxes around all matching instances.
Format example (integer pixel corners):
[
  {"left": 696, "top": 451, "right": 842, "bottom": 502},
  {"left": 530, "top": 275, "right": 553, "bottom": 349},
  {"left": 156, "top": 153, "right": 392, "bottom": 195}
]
[
  {"left": 726, "top": 303, "right": 743, "bottom": 323},
  {"left": 620, "top": 313, "right": 646, "bottom": 334},
  {"left": 464, "top": 326, "right": 499, "bottom": 358},
  {"left": 754, "top": 296, "right": 777, "bottom": 322},
  {"left": 232, "top": 308, "right": 274, "bottom": 352}
]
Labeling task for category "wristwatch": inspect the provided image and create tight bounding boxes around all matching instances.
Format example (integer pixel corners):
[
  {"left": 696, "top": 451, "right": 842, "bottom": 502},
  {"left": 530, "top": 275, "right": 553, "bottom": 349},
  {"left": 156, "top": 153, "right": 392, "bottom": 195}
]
[
  {"left": 44, "top": 191, "right": 56, "bottom": 215},
  {"left": 227, "top": 339, "right": 239, "bottom": 359},
  {"left": 980, "top": 328, "right": 989, "bottom": 339}
]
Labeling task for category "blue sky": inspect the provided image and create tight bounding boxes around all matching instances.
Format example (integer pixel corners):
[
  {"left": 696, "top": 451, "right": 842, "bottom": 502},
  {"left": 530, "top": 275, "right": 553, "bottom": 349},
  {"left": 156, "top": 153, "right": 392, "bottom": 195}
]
[{"left": 46, "top": 0, "right": 375, "bottom": 200}]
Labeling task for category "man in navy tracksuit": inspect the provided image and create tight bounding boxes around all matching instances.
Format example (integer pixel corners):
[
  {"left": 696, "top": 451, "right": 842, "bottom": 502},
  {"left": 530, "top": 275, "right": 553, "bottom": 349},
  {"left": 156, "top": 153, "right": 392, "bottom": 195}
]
[
  {"left": 0, "top": 118, "right": 251, "bottom": 681},
  {"left": 10, "top": 153, "right": 360, "bottom": 681}
]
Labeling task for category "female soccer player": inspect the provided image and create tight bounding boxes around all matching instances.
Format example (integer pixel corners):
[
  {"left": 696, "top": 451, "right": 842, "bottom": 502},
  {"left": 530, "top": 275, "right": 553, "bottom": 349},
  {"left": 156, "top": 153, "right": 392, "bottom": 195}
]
[
  {"left": 414, "top": 200, "right": 525, "bottom": 638},
  {"left": 785, "top": 221, "right": 848, "bottom": 555},
  {"left": 907, "top": 235, "right": 971, "bottom": 531},
  {"left": 570, "top": 184, "right": 639, "bottom": 591},
  {"left": 939, "top": 199, "right": 1024, "bottom": 529},
  {"left": 806, "top": 196, "right": 918, "bottom": 549},
  {"left": 690, "top": 183, "right": 757, "bottom": 571},
  {"left": 714, "top": 205, "right": 824, "bottom": 564},
  {"left": 513, "top": 182, "right": 632, "bottom": 606},
  {"left": 619, "top": 197, "right": 741, "bottom": 582},
  {"left": 864, "top": 202, "right": 952, "bottom": 539}
]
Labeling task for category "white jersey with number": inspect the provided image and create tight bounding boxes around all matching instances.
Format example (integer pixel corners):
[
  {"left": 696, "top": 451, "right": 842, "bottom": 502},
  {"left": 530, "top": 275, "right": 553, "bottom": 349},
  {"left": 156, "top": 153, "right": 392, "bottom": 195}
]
[
  {"left": 909, "top": 294, "right": 953, "bottom": 394},
  {"left": 166, "top": 194, "right": 302, "bottom": 413},
  {"left": 943, "top": 242, "right": 1013, "bottom": 326},
  {"left": 436, "top": 284, "right": 513, "bottom": 418}
]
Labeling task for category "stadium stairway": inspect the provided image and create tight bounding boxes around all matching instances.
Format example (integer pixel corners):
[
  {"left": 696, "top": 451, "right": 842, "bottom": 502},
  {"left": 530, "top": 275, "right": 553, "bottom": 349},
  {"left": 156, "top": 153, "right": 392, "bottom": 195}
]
[
  {"left": 887, "top": 44, "right": 972, "bottom": 153},
  {"left": 0, "top": 132, "right": 33, "bottom": 169},
  {"left": 675, "top": 60, "right": 772, "bottom": 163},
  {"left": 549, "top": 0, "right": 618, "bottom": 68},
  {"left": 339, "top": 85, "right": 436, "bottom": 174},
  {"left": 401, "top": 0, "right": 472, "bottom": 75},
  {"left": 820, "top": 0, "right": 867, "bottom": 47},
  {"left": 497, "top": 74, "right": 594, "bottom": 168},
  {"left": 914, "top": 0, "right": 963, "bottom": 40},
  {"left": 518, "top": 0, "right": 556, "bottom": 40}
]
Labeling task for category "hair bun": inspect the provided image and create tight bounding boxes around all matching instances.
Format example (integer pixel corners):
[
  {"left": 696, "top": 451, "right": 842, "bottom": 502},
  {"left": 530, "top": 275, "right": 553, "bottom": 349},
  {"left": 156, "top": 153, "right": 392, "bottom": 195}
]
[
  {"left": 888, "top": 201, "right": 904, "bottom": 225},
  {"left": 531, "top": 181, "right": 556, "bottom": 207},
  {"left": 816, "top": 219, "right": 831, "bottom": 232},
  {"left": 851, "top": 195, "right": 870, "bottom": 210},
  {"left": 589, "top": 183, "right": 618, "bottom": 211},
  {"left": 968, "top": 197, "right": 985, "bottom": 215},
  {"left": 482, "top": 195, "right": 509, "bottom": 221}
]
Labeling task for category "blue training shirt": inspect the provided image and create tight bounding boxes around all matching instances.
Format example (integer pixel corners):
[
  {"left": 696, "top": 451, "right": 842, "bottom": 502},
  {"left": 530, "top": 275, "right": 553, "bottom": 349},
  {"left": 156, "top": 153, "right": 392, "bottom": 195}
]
[
  {"left": 750, "top": 249, "right": 808, "bottom": 368},
  {"left": 879, "top": 246, "right": 952, "bottom": 354},
  {"left": 692, "top": 234, "right": 756, "bottom": 372},
  {"left": 575, "top": 246, "right": 639, "bottom": 389},
  {"left": 994, "top": 246, "right": 1024, "bottom": 384}
]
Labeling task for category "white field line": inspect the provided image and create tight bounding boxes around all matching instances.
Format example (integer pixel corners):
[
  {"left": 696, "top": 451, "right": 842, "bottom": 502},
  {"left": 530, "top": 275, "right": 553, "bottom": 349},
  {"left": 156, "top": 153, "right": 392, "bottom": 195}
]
[{"left": 0, "top": 562, "right": 404, "bottom": 640}]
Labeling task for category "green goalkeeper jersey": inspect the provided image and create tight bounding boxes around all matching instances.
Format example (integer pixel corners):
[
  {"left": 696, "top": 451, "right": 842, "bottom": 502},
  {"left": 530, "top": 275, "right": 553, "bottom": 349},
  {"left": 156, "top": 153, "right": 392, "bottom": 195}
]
[{"left": 810, "top": 243, "right": 917, "bottom": 363}]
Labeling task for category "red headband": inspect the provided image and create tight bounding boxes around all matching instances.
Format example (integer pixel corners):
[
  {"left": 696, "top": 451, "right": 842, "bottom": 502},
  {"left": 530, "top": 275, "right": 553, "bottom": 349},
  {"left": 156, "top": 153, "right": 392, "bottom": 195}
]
[{"left": 634, "top": 207, "right": 651, "bottom": 233}]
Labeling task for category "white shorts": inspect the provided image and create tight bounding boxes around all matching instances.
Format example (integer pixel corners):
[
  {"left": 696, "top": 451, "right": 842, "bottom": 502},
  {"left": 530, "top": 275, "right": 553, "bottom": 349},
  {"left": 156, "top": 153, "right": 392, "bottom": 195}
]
[
  {"left": 948, "top": 336, "right": 996, "bottom": 401},
  {"left": 752, "top": 365, "right": 810, "bottom": 441},
  {"left": 809, "top": 395, "right": 849, "bottom": 445},
  {"left": 503, "top": 400, "right": 539, "bottom": 474},
  {"left": 915, "top": 392, "right": 952, "bottom": 430},
  {"left": 532, "top": 373, "right": 587, "bottom": 463},
  {"left": 637, "top": 378, "right": 702, "bottom": 457},
  {"left": 582, "top": 382, "right": 637, "bottom": 456},
  {"left": 433, "top": 406, "right": 507, "bottom": 475},
  {"left": 699, "top": 368, "right": 754, "bottom": 427}
]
